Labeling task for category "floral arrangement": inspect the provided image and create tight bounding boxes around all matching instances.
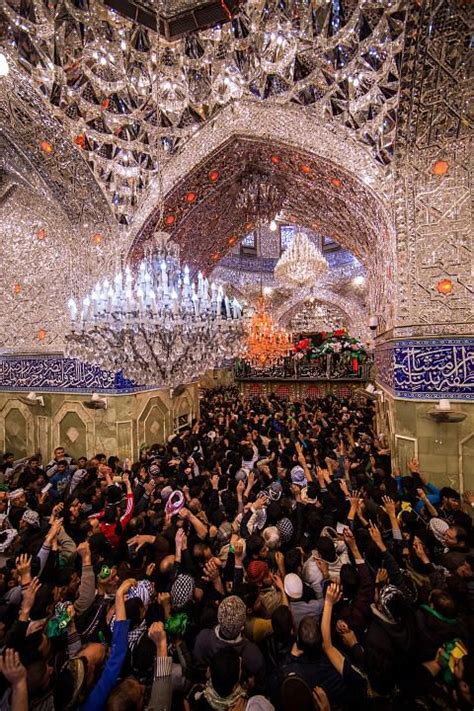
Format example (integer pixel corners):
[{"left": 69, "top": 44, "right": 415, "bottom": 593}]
[{"left": 293, "top": 328, "right": 367, "bottom": 372}]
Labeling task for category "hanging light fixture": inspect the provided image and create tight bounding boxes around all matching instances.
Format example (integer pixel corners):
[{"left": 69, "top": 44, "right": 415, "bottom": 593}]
[
  {"left": 65, "top": 231, "right": 246, "bottom": 386},
  {"left": 244, "top": 296, "right": 292, "bottom": 368},
  {"left": 235, "top": 171, "right": 283, "bottom": 226},
  {"left": 274, "top": 232, "right": 328, "bottom": 288},
  {"left": 64, "top": 18, "right": 246, "bottom": 388}
]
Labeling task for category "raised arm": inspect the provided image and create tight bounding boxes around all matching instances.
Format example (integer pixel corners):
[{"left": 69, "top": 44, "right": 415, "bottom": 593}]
[
  {"left": 0, "top": 650, "right": 28, "bottom": 711},
  {"left": 321, "top": 582, "right": 345, "bottom": 675},
  {"left": 147, "top": 623, "right": 173, "bottom": 711},
  {"left": 80, "top": 579, "right": 135, "bottom": 711}
]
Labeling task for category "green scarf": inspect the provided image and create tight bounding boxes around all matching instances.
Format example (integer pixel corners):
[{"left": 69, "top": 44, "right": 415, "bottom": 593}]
[{"left": 420, "top": 604, "right": 458, "bottom": 624}]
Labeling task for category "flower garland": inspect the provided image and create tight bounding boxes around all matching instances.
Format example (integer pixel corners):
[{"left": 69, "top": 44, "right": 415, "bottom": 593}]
[{"left": 293, "top": 328, "right": 367, "bottom": 372}]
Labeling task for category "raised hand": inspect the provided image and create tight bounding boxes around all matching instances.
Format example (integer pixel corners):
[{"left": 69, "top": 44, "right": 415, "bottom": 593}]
[
  {"left": 342, "top": 527, "right": 356, "bottom": 548},
  {"left": 158, "top": 591, "right": 171, "bottom": 611},
  {"left": 349, "top": 490, "right": 362, "bottom": 509},
  {"left": 122, "top": 472, "right": 131, "bottom": 490},
  {"left": 413, "top": 536, "right": 430, "bottom": 563},
  {"left": 368, "top": 522, "right": 386, "bottom": 551},
  {"left": 252, "top": 494, "right": 268, "bottom": 510},
  {"left": 0, "top": 649, "right": 27, "bottom": 687},
  {"left": 15, "top": 554, "right": 32, "bottom": 584},
  {"left": 175, "top": 528, "right": 187, "bottom": 551},
  {"left": 234, "top": 539, "right": 245, "bottom": 564},
  {"left": 381, "top": 496, "right": 397, "bottom": 518},
  {"left": 144, "top": 480, "right": 156, "bottom": 496},
  {"left": 148, "top": 621, "right": 168, "bottom": 655},
  {"left": 45, "top": 518, "right": 63, "bottom": 544},
  {"left": 325, "top": 581, "right": 341, "bottom": 605},
  {"left": 291, "top": 483, "right": 302, "bottom": 500},
  {"left": 203, "top": 559, "right": 220, "bottom": 582},
  {"left": 21, "top": 577, "right": 41, "bottom": 613},
  {"left": 336, "top": 620, "right": 358, "bottom": 649},
  {"left": 271, "top": 572, "right": 285, "bottom": 591},
  {"left": 49, "top": 502, "right": 64, "bottom": 522}
]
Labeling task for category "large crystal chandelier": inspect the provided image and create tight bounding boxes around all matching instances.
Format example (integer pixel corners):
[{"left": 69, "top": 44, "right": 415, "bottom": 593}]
[
  {"left": 274, "top": 232, "right": 328, "bottom": 288},
  {"left": 65, "top": 231, "right": 246, "bottom": 387},
  {"left": 244, "top": 297, "right": 291, "bottom": 368}
]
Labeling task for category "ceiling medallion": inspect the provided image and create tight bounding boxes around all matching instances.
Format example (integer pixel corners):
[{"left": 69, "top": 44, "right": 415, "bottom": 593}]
[
  {"left": 331, "top": 177, "right": 342, "bottom": 188},
  {"left": 437, "top": 278, "right": 454, "bottom": 295},
  {"left": 275, "top": 232, "right": 328, "bottom": 288},
  {"left": 165, "top": 214, "right": 176, "bottom": 226},
  {"left": 270, "top": 155, "right": 282, "bottom": 165},
  {"left": 244, "top": 296, "right": 292, "bottom": 368},
  {"left": 65, "top": 230, "right": 246, "bottom": 387},
  {"left": 92, "top": 233, "right": 103, "bottom": 245},
  {"left": 432, "top": 160, "right": 449, "bottom": 176},
  {"left": 185, "top": 191, "right": 197, "bottom": 203},
  {"left": 209, "top": 170, "right": 220, "bottom": 182},
  {"left": 37, "top": 329, "right": 47, "bottom": 341},
  {"left": 36, "top": 228, "right": 46, "bottom": 240},
  {"left": 40, "top": 141, "right": 54, "bottom": 155},
  {"left": 299, "top": 164, "right": 312, "bottom": 175}
]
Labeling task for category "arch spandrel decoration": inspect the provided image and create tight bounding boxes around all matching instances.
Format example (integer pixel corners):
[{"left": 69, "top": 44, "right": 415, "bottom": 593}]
[
  {"left": 0, "top": 53, "right": 121, "bottom": 351},
  {"left": 0, "top": 52, "right": 113, "bottom": 237}
]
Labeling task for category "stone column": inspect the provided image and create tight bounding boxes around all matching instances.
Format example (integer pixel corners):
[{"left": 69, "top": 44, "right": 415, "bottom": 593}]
[{"left": 375, "top": 1, "right": 473, "bottom": 489}]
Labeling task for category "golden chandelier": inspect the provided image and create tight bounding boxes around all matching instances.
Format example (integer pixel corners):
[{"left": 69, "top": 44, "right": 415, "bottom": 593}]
[{"left": 244, "top": 297, "right": 292, "bottom": 368}]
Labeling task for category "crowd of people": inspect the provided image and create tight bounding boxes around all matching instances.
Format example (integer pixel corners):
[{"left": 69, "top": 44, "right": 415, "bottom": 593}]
[{"left": 0, "top": 386, "right": 473, "bottom": 711}]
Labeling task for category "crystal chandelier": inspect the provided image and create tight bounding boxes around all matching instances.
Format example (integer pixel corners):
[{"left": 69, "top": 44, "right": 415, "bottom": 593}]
[
  {"left": 274, "top": 232, "right": 328, "bottom": 288},
  {"left": 65, "top": 231, "right": 246, "bottom": 387},
  {"left": 244, "top": 297, "right": 292, "bottom": 368},
  {"left": 235, "top": 172, "right": 283, "bottom": 226}
]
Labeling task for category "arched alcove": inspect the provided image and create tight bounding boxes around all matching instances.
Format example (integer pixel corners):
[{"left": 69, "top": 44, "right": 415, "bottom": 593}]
[{"left": 128, "top": 103, "right": 395, "bottom": 331}]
